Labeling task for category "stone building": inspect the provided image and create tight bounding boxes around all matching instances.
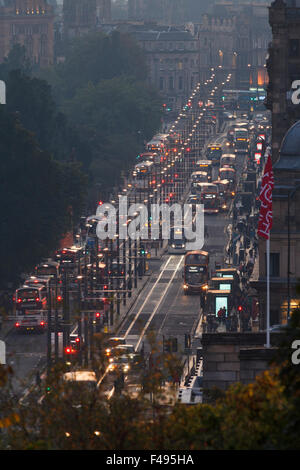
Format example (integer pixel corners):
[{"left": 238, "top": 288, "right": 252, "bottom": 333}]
[
  {"left": 63, "top": 0, "right": 111, "bottom": 39},
  {"left": 251, "top": 121, "right": 300, "bottom": 326},
  {"left": 128, "top": 0, "right": 185, "bottom": 25},
  {"left": 266, "top": 0, "right": 300, "bottom": 164},
  {"left": 197, "top": 2, "right": 270, "bottom": 90},
  {"left": 131, "top": 28, "right": 200, "bottom": 111},
  {"left": 0, "top": 0, "right": 55, "bottom": 67},
  {"left": 250, "top": 0, "right": 300, "bottom": 327}
]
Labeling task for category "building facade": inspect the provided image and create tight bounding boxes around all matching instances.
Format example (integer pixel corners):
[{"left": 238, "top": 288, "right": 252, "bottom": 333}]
[
  {"left": 0, "top": 0, "right": 55, "bottom": 67},
  {"left": 251, "top": 0, "right": 300, "bottom": 327},
  {"left": 266, "top": 0, "right": 300, "bottom": 163},
  {"left": 197, "top": 2, "right": 270, "bottom": 90},
  {"left": 63, "top": 0, "right": 111, "bottom": 39},
  {"left": 131, "top": 28, "right": 200, "bottom": 111},
  {"left": 128, "top": 0, "right": 185, "bottom": 25}
]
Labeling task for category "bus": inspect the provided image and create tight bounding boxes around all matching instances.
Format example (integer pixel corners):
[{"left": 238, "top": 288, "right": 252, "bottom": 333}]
[
  {"left": 212, "top": 179, "right": 231, "bottom": 212},
  {"left": 55, "top": 247, "right": 84, "bottom": 272},
  {"left": 234, "top": 128, "right": 249, "bottom": 153},
  {"left": 195, "top": 160, "right": 213, "bottom": 180},
  {"left": 35, "top": 261, "right": 60, "bottom": 280},
  {"left": 132, "top": 161, "right": 154, "bottom": 191},
  {"left": 191, "top": 171, "right": 210, "bottom": 184},
  {"left": 183, "top": 250, "right": 209, "bottom": 295},
  {"left": 168, "top": 226, "right": 186, "bottom": 254},
  {"left": 205, "top": 144, "right": 222, "bottom": 165},
  {"left": 201, "top": 191, "right": 219, "bottom": 215},
  {"left": 220, "top": 154, "right": 236, "bottom": 169},
  {"left": 14, "top": 284, "right": 48, "bottom": 332},
  {"left": 137, "top": 152, "right": 161, "bottom": 165},
  {"left": 218, "top": 167, "right": 236, "bottom": 194}
]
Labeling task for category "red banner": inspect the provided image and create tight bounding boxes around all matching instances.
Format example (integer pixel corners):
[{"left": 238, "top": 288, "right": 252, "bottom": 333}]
[{"left": 257, "top": 154, "right": 274, "bottom": 240}]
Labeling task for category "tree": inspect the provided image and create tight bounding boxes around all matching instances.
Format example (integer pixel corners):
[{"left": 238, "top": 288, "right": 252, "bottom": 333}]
[{"left": 0, "top": 109, "right": 87, "bottom": 287}]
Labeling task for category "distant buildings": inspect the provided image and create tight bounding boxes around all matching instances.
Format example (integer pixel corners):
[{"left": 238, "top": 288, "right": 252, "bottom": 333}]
[
  {"left": 128, "top": 0, "right": 185, "bottom": 25},
  {"left": 130, "top": 27, "right": 200, "bottom": 111},
  {"left": 0, "top": 0, "right": 55, "bottom": 67},
  {"left": 197, "top": 2, "right": 270, "bottom": 89},
  {"left": 63, "top": 0, "right": 111, "bottom": 39}
]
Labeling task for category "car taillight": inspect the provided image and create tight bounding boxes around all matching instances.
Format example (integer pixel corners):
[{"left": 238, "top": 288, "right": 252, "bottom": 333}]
[
  {"left": 17, "top": 298, "right": 22, "bottom": 303},
  {"left": 40, "top": 321, "right": 45, "bottom": 326},
  {"left": 15, "top": 322, "right": 20, "bottom": 328},
  {"left": 36, "top": 298, "right": 40, "bottom": 302}
]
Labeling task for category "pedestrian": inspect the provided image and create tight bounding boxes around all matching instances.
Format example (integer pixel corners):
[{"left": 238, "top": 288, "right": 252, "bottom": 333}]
[{"left": 217, "top": 308, "right": 223, "bottom": 323}]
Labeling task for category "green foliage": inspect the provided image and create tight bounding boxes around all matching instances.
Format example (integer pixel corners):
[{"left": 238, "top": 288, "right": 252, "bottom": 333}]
[
  {"left": 0, "top": 109, "right": 87, "bottom": 286},
  {"left": 41, "top": 31, "right": 163, "bottom": 193}
]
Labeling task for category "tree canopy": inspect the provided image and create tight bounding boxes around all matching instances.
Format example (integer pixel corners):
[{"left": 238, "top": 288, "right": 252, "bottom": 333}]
[
  {"left": 0, "top": 108, "right": 87, "bottom": 287},
  {"left": 0, "top": 314, "right": 300, "bottom": 450}
]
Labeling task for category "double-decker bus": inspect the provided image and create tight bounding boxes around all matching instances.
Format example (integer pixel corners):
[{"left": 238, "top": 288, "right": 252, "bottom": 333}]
[
  {"left": 35, "top": 261, "right": 60, "bottom": 280},
  {"left": 234, "top": 128, "right": 249, "bottom": 153},
  {"left": 24, "top": 276, "right": 63, "bottom": 307},
  {"left": 195, "top": 160, "right": 213, "bottom": 180},
  {"left": 137, "top": 152, "right": 161, "bottom": 166},
  {"left": 183, "top": 250, "right": 209, "bottom": 295},
  {"left": 205, "top": 144, "right": 222, "bottom": 165},
  {"left": 212, "top": 179, "right": 231, "bottom": 212},
  {"left": 201, "top": 191, "right": 219, "bottom": 215},
  {"left": 132, "top": 161, "right": 154, "bottom": 191},
  {"left": 14, "top": 285, "right": 48, "bottom": 332},
  {"left": 55, "top": 247, "right": 84, "bottom": 272},
  {"left": 220, "top": 154, "right": 236, "bottom": 169},
  {"left": 218, "top": 167, "right": 236, "bottom": 194}
]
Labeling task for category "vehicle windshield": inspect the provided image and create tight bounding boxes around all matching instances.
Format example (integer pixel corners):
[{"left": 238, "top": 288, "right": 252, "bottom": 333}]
[
  {"left": 185, "top": 266, "right": 207, "bottom": 284},
  {"left": 36, "top": 266, "right": 57, "bottom": 276},
  {"left": 235, "top": 130, "right": 248, "bottom": 139},
  {"left": 185, "top": 253, "right": 208, "bottom": 264},
  {"left": 219, "top": 170, "right": 235, "bottom": 180},
  {"left": 17, "top": 289, "right": 39, "bottom": 299}
]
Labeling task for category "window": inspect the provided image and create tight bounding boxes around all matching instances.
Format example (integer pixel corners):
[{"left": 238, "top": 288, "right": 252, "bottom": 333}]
[
  {"left": 159, "top": 77, "right": 164, "bottom": 90},
  {"left": 266, "top": 253, "right": 280, "bottom": 277},
  {"left": 169, "top": 76, "right": 174, "bottom": 91},
  {"left": 179, "top": 76, "right": 183, "bottom": 90},
  {"left": 289, "top": 39, "right": 299, "bottom": 57}
]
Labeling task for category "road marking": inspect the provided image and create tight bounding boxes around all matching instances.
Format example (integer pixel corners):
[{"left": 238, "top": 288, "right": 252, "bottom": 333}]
[
  {"left": 134, "top": 256, "right": 183, "bottom": 351},
  {"left": 123, "top": 255, "right": 173, "bottom": 340}
]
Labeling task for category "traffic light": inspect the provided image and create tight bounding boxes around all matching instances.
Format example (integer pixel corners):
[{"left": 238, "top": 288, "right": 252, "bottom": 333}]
[
  {"left": 64, "top": 346, "right": 73, "bottom": 355},
  {"left": 238, "top": 305, "right": 243, "bottom": 312}
]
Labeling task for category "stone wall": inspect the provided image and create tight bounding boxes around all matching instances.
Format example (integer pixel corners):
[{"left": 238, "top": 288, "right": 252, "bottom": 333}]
[{"left": 202, "top": 332, "right": 282, "bottom": 401}]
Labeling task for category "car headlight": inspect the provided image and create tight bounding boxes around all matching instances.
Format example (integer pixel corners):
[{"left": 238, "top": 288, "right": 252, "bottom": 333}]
[{"left": 171, "top": 244, "right": 175, "bottom": 248}]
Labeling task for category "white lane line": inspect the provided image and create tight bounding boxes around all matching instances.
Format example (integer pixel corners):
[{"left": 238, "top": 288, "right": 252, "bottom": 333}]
[
  {"left": 123, "top": 255, "right": 174, "bottom": 340},
  {"left": 134, "top": 256, "right": 184, "bottom": 351}
]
